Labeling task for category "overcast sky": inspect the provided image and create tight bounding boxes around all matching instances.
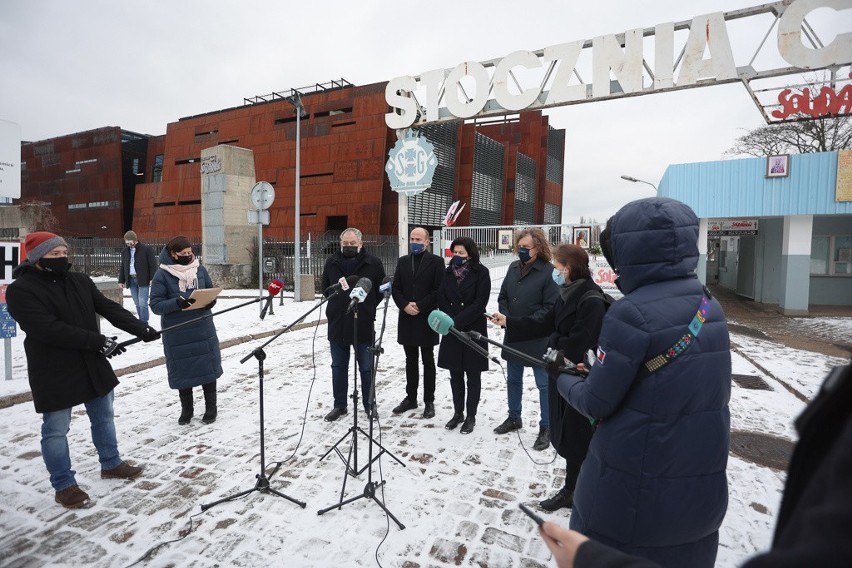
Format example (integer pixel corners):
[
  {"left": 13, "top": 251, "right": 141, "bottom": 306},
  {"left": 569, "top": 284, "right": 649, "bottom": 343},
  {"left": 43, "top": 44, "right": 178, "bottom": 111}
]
[{"left": 1, "top": 1, "right": 848, "bottom": 223}]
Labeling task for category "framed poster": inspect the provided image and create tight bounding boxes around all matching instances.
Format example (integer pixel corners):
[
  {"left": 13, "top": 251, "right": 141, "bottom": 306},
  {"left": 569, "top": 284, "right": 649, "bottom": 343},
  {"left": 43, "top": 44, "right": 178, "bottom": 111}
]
[
  {"left": 766, "top": 154, "right": 790, "bottom": 178},
  {"left": 497, "top": 229, "right": 514, "bottom": 251},
  {"left": 573, "top": 226, "right": 590, "bottom": 249}
]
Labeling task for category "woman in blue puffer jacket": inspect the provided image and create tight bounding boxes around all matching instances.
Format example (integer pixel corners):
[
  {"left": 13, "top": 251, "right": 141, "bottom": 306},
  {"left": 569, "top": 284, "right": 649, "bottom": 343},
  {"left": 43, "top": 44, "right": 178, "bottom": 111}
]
[{"left": 557, "top": 197, "right": 731, "bottom": 568}]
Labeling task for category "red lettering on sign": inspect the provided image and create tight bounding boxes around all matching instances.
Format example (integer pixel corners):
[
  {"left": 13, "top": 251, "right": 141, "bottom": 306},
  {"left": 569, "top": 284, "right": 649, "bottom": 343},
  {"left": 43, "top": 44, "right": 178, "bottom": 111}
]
[{"left": 773, "top": 78, "right": 852, "bottom": 120}]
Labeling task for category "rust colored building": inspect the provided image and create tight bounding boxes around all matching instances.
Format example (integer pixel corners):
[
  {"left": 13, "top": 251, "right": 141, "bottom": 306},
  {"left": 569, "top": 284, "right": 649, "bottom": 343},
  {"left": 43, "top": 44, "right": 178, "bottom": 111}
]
[
  {"left": 18, "top": 80, "right": 564, "bottom": 241},
  {"left": 20, "top": 127, "right": 148, "bottom": 237}
]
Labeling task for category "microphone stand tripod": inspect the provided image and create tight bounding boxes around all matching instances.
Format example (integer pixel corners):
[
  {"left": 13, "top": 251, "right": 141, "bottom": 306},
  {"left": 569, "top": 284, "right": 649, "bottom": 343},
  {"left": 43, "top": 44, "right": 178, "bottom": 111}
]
[
  {"left": 200, "top": 291, "right": 343, "bottom": 512},
  {"left": 317, "top": 290, "right": 406, "bottom": 529}
]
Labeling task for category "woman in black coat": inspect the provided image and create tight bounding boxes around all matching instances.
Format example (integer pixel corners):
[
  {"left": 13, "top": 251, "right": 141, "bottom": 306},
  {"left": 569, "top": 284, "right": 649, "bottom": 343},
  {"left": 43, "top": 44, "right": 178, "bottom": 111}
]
[
  {"left": 437, "top": 237, "right": 491, "bottom": 434},
  {"left": 493, "top": 244, "right": 606, "bottom": 511}
]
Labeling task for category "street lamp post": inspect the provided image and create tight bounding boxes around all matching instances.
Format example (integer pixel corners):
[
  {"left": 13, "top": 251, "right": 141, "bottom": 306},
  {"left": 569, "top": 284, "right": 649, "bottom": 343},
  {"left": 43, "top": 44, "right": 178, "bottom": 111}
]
[
  {"left": 620, "top": 175, "right": 658, "bottom": 193},
  {"left": 286, "top": 92, "right": 307, "bottom": 300}
]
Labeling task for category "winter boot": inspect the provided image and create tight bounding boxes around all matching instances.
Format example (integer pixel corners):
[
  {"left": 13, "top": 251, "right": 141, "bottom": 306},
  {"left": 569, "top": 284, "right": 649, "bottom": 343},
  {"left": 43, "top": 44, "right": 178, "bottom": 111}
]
[
  {"left": 178, "top": 389, "right": 193, "bottom": 425},
  {"left": 202, "top": 382, "right": 217, "bottom": 424}
]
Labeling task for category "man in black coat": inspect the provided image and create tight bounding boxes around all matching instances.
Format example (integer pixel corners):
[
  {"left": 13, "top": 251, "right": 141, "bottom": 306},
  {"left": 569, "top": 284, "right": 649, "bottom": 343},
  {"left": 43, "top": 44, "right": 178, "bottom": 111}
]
[
  {"left": 6, "top": 232, "right": 160, "bottom": 509},
  {"left": 117, "top": 230, "right": 158, "bottom": 323},
  {"left": 320, "top": 228, "right": 386, "bottom": 422},
  {"left": 538, "top": 363, "right": 852, "bottom": 568},
  {"left": 390, "top": 227, "right": 444, "bottom": 419}
]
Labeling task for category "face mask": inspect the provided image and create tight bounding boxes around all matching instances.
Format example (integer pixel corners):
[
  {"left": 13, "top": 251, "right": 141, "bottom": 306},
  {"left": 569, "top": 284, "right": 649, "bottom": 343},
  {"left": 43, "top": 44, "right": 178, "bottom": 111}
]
[
  {"left": 409, "top": 243, "right": 426, "bottom": 255},
  {"left": 341, "top": 246, "right": 358, "bottom": 259},
  {"left": 552, "top": 268, "right": 566, "bottom": 286},
  {"left": 450, "top": 255, "right": 467, "bottom": 268},
  {"left": 174, "top": 254, "right": 193, "bottom": 266},
  {"left": 39, "top": 257, "right": 71, "bottom": 275},
  {"left": 517, "top": 247, "right": 531, "bottom": 263}
]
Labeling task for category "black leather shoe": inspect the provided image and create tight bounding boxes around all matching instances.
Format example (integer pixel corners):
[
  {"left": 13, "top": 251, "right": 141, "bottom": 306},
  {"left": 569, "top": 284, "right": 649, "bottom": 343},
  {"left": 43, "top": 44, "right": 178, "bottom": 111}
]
[
  {"left": 460, "top": 416, "right": 476, "bottom": 434},
  {"left": 324, "top": 407, "right": 348, "bottom": 422},
  {"left": 392, "top": 398, "right": 417, "bottom": 414},
  {"left": 423, "top": 402, "right": 435, "bottom": 418},
  {"left": 533, "top": 427, "right": 551, "bottom": 451},
  {"left": 494, "top": 416, "right": 523, "bottom": 434},
  {"left": 445, "top": 413, "right": 464, "bottom": 430},
  {"left": 540, "top": 487, "right": 573, "bottom": 512}
]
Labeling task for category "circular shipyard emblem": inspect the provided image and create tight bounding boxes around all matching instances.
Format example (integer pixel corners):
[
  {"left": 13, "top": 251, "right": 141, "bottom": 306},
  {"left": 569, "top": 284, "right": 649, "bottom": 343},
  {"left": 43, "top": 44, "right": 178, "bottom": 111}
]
[{"left": 385, "top": 130, "right": 438, "bottom": 197}]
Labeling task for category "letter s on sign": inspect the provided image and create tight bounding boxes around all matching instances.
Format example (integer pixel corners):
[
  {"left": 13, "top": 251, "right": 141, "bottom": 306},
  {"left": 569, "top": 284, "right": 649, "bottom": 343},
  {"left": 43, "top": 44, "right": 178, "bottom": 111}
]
[{"left": 385, "top": 76, "right": 418, "bottom": 129}]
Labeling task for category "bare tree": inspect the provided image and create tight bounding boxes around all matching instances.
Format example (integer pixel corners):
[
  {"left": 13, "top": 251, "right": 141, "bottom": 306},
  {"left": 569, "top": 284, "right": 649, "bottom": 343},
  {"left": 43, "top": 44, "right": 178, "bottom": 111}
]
[
  {"left": 19, "top": 200, "right": 59, "bottom": 233},
  {"left": 725, "top": 116, "right": 852, "bottom": 157}
]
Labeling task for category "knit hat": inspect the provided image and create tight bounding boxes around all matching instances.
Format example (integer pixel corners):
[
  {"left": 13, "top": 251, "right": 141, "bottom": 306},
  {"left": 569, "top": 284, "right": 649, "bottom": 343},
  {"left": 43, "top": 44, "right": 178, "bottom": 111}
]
[
  {"left": 24, "top": 232, "right": 68, "bottom": 264},
  {"left": 124, "top": 230, "right": 138, "bottom": 241}
]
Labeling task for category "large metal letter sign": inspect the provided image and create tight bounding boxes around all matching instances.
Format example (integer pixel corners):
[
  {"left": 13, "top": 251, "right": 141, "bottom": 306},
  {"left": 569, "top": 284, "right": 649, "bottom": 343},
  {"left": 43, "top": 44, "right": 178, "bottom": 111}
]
[{"left": 385, "top": 0, "right": 852, "bottom": 127}]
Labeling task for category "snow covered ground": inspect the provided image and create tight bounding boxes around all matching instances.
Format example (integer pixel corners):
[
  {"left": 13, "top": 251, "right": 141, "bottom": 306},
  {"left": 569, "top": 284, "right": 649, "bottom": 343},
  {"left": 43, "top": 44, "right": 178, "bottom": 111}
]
[{"left": 0, "top": 281, "right": 848, "bottom": 568}]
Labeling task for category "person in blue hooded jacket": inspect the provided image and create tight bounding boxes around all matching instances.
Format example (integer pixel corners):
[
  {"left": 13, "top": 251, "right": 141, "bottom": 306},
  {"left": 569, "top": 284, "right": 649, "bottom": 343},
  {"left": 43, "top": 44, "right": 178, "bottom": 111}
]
[
  {"left": 150, "top": 236, "right": 223, "bottom": 425},
  {"left": 556, "top": 197, "right": 731, "bottom": 568}
]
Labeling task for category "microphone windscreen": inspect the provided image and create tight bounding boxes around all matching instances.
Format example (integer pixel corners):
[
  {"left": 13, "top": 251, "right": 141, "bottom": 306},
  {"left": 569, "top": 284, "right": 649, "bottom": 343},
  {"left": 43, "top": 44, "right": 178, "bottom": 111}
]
[
  {"left": 427, "top": 309, "right": 454, "bottom": 336},
  {"left": 355, "top": 277, "right": 372, "bottom": 294},
  {"left": 268, "top": 278, "right": 285, "bottom": 295},
  {"left": 379, "top": 276, "right": 393, "bottom": 293},
  {"left": 346, "top": 275, "right": 360, "bottom": 288}
]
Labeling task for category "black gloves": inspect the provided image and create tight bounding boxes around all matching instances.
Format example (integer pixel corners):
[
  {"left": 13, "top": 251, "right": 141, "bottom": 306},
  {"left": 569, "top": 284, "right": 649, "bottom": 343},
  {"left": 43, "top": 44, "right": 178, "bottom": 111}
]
[
  {"left": 545, "top": 349, "right": 568, "bottom": 380},
  {"left": 176, "top": 296, "right": 196, "bottom": 310},
  {"left": 100, "top": 336, "right": 126, "bottom": 358},
  {"left": 138, "top": 326, "right": 160, "bottom": 342},
  {"left": 202, "top": 299, "right": 216, "bottom": 310}
]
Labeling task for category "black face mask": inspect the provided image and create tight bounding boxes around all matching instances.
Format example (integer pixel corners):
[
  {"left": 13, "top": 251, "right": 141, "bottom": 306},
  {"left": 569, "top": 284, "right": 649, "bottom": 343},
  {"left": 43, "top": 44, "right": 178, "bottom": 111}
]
[
  {"left": 341, "top": 246, "right": 358, "bottom": 259},
  {"left": 39, "top": 257, "right": 71, "bottom": 276},
  {"left": 174, "top": 255, "right": 193, "bottom": 266}
]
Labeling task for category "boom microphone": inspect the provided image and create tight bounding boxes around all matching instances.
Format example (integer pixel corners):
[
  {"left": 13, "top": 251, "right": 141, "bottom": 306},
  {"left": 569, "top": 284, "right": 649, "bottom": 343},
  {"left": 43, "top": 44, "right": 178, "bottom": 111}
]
[
  {"left": 427, "top": 309, "right": 497, "bottom": 363},
  {"left": 346, "top": 277, "right": 372, "bottom": 314},
  {"left": 260, "top": 278, "right": 285, "bottom": 320}
]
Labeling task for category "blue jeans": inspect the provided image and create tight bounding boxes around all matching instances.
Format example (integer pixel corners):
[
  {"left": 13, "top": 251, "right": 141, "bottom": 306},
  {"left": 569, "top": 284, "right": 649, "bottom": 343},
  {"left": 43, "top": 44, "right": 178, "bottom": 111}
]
[
  {"left": 41, "top": 391, "right": 122, "bottom": 491},
  {"left": 329, "top": 340, "right": 373, "bottom": 410},
  {"left": 128, "top": 277, "right": 150, "bottom": 322},
  {"left": 506, "top": 361, "right": 550, "bottom": 428}
]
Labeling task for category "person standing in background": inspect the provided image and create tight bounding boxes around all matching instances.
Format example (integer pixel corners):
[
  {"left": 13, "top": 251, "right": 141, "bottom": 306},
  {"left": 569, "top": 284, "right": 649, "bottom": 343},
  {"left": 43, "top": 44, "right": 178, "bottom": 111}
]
[
  {"left": 493, "top": 228, "right": 559, "bottom": 451},
  {"left": 391, "top": 227, "right": 444, "bottom": 419},
  {"left": 118, "top": 231, "right": 158, "bottom": 323}
]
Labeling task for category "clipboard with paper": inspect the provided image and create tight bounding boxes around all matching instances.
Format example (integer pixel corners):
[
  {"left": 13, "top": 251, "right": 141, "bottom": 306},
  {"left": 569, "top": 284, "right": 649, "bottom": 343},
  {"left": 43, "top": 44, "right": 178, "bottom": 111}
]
[{"left": 184, "top": 287, "right": 223, "bottom": 310}]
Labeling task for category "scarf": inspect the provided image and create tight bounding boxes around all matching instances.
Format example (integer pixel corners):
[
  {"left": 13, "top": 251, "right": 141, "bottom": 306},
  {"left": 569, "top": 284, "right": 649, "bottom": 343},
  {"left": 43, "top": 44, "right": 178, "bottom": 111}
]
[
  {"left": 559, "top": 277, "right": 586, "bottom": 303},
  {"left": 159, "top": 259, "right": 200, "bottom": 292},
  {"left": 452, "top": 263, "right": 470, "bottom": 284}
]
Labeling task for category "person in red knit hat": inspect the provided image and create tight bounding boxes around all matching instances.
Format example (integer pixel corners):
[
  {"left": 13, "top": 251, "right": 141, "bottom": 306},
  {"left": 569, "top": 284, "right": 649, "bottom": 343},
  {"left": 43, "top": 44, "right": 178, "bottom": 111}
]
[{"left": 6, "top": 232, "right": 160, "bottom": 509}]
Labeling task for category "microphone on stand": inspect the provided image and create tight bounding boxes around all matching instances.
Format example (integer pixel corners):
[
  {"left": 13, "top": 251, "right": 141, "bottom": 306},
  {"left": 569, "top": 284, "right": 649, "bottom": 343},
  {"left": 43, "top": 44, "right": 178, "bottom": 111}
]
[
  {"left": 427, "top": 309, "right": 499, "bottom": 364},
  {"left": 378, "top": 276, "right": 393, "bottom": 299},
  {"left": 260, "top": 278, "right": 285, "bottom": 320},
  {"left": 325, "top": 275, "right": 359, "bottom": 294},
  {"left": 346, "top": 278, "right": 372, "bottom": 314}
]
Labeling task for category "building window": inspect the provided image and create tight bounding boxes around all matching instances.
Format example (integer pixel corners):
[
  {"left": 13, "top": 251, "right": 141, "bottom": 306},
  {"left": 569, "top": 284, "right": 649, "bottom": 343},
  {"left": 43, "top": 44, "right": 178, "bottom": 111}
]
[
  {"left": 75, "top": 158, "right": 97, "bottom": 166},
  {"left": 68, "top": 203, "right": 88, "bottom": 209},
  {"left": 811, "top": 235, "right": 852, "bottom": 276},
  {"left": 152, "top": 154, "right": 164, "bottom": 182}
]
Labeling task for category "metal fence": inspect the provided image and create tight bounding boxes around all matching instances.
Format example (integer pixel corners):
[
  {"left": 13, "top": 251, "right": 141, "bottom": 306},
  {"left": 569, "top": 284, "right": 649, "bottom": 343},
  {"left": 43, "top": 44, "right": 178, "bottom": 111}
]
[
  {"left": 14, "top": 223, "right": 595, "bottom": 289},
  {"left": 437, "top": 223, "right": 578, "bottom": 281}
]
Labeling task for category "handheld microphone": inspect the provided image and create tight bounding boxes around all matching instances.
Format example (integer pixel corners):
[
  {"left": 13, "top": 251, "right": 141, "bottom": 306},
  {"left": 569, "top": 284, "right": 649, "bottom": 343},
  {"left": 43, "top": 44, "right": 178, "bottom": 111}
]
[
  {"left": 378, "top": 276, "right": 393, "bottom": 298},
  {"left": 260, "top": 278, "right": 285, "bottom": 320},
  {"left": 346, "top": 277, "right": 372, "bottom": 314},
  {"left": 325, "top": 275, "right": 359, "bottom": 294}
]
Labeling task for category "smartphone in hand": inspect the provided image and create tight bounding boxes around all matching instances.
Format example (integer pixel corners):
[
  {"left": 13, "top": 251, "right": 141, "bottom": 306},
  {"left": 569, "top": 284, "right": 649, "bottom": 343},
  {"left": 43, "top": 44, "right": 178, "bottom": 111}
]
[
  {"left": 484, "top": 312, "right": 495, "bottom": 321},
  {"left": 518, "top": 503, "right": 545, "bottom": 527}
]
